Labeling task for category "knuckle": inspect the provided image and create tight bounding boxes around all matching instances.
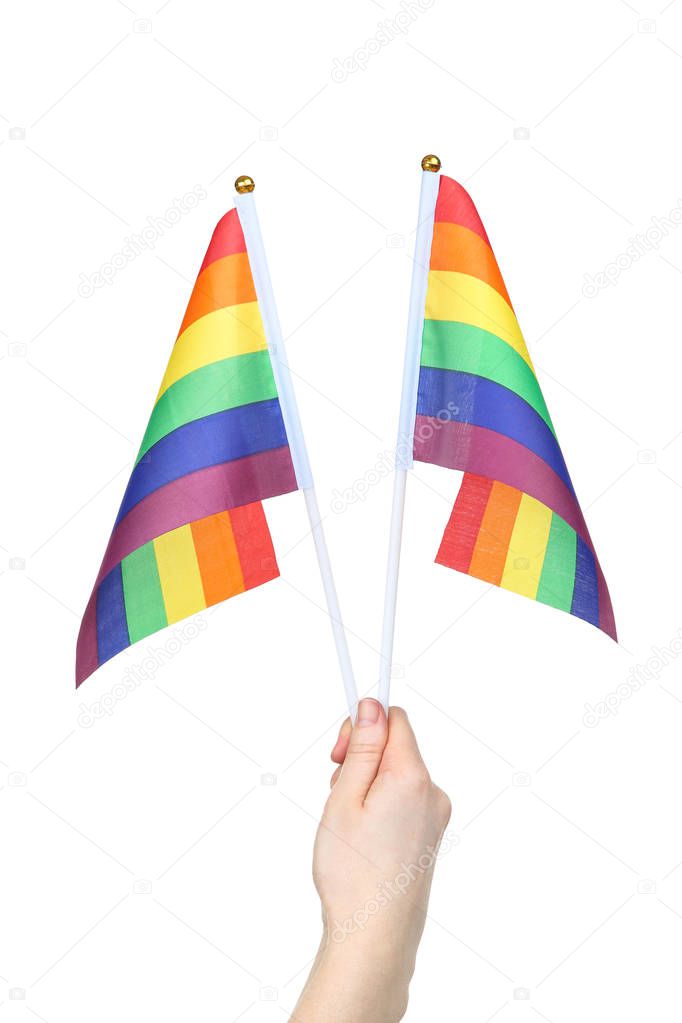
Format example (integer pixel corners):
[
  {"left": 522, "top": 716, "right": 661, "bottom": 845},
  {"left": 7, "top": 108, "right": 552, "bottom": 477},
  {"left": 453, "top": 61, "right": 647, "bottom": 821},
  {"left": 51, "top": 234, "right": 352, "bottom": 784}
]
[
  {"left": 434, "top": 786, "right": 452, "bottom": 823},
  {"left": 401, "top": 765, "right": 431, "bottom": 793},
  {"left": 347, "top": 740, "right": 383, "bottom": 762}
]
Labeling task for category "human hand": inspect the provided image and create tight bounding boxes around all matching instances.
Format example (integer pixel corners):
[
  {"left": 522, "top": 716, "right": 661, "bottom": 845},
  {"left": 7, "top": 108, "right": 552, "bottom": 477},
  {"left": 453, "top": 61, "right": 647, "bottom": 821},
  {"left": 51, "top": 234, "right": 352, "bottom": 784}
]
[{"left": 291, "top": 699, "right": 451, "bottom": 1022}]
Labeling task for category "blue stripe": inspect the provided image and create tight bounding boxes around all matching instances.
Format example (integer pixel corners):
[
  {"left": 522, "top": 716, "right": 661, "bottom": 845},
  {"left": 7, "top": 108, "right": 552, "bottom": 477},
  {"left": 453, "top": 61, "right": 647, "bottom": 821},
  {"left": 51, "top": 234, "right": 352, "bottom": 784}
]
[
  {"left": 115, "top": 399, "right": 289, "bottom": 524},
  {"left": 570, "top": 536, "right": 599, "bottom": 628},
  {"left": 416, "top": 367, "right": 574, "bottom": 493},
  {"left": 96, "top": 564, "right": 130, "bottom": 666}
]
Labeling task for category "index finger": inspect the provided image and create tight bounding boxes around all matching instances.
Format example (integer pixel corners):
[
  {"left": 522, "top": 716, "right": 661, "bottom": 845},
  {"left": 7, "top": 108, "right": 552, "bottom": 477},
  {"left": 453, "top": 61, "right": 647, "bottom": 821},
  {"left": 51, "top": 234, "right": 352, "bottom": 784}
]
[{"left": 378, "top": 706, "right": 427, "bottom": 775}]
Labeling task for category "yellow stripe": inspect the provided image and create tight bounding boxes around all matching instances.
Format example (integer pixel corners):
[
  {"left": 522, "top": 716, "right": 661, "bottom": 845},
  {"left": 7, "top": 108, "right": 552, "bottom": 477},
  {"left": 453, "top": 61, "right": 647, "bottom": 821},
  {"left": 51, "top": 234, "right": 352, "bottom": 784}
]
[
  {"left": 425, "top": 271, "right": 533, "bottom": 369},
  {"left": 157, "top": 302, "right": 266, "bottom": 399},
  {"left": 500, "top": 493, "right": 553, "bottom": 599},
  {"left": 153, "top": 525, "right": 207, "bottom": 624}
]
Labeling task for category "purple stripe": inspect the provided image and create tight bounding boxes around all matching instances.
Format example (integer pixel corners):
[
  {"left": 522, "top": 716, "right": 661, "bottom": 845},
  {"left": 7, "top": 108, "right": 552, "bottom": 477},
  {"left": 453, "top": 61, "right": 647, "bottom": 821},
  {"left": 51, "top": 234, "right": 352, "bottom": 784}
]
[
  {"left": 415, "top": 417, "right": 591, "bottom": 540},
  {"left": 75, "top": 590, "right": 98, "bottom": 687},
  {"left": 415, "top": 416, "right": 617, "bottom": 640},
  {"left": 95, "top": 446, "right": 296, "bottom": 588}
]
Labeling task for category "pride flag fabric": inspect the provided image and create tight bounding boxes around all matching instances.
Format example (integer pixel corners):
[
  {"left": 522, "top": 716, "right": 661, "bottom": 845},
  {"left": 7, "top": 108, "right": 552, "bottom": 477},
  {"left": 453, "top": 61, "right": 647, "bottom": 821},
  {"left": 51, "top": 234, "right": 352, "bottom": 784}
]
[
  {"left": 76, "top": 208, "right": 298, "bottom": 685},
  {"left": 413, "top": 175, "right": 616, "bottom": 639}
]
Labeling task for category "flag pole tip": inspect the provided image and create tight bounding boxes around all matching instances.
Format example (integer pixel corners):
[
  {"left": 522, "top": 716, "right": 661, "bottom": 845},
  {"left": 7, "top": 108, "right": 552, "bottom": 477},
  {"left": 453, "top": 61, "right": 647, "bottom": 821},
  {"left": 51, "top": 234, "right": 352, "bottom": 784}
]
[
  {"left": 235, "top": 174, "right": 255, "bottom": 194},
  {"left": 421, "top": 154, "right": 441, "bottom": 172}
]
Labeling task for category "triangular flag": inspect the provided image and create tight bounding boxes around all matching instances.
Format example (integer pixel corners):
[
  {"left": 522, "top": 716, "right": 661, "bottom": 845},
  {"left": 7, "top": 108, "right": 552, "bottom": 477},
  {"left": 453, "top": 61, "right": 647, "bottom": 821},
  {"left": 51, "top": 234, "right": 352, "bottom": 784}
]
[
  {"left": 413, "top": 173, "right": 616, "bottom": 638},
  {"left": 77, "top": 206, "right": 301, "bottom": 685}
]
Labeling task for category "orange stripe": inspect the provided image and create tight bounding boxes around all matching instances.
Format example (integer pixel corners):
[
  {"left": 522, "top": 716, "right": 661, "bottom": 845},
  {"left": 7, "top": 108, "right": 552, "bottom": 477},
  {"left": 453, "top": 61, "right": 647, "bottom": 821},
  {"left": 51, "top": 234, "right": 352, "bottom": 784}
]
[
  {"left": 190, "top": 512, "right": 245, "bottom": 606},
  {"left": 229, "top": 502, "right": 279, "bottom": 590},
  {"left": 178, "top": 253, "right": 257, "bottom": 336},
  {"left": 468, "top": 481, "right": 523, "bottom": 585},
  {"left": 430, "top": 222, "right": 512, "bottom": 307}
]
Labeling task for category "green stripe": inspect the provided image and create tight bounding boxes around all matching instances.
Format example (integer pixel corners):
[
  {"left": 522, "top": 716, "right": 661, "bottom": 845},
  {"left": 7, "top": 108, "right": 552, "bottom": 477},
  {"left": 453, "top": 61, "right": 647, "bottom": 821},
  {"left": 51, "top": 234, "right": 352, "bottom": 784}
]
[
  {"left": 536, "top": 513, "right": 577, "bottom": 612},
  {"left": 421, "top": 320, "right": 555, "bottom": 436},
  {"left": 121, "top": 542, "right": 168, "bottom": 643},
  {"left": 136, "top": 350, "right": 278, "bottom": 463}
]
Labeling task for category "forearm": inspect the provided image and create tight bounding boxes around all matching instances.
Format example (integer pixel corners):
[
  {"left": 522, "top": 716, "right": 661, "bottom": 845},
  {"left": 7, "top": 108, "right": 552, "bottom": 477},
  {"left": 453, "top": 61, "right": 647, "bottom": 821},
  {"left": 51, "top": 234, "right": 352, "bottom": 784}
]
[{"left": 291, "top": 933, "right": 411, "bottom": 1023}]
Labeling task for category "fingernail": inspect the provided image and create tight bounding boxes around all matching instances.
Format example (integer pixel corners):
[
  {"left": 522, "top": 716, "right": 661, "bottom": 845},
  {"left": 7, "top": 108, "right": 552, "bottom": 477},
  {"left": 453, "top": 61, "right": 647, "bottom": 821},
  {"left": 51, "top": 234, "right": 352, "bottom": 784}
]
[{"left": 356, "top": 699, "right": 381, "bottom": 727}]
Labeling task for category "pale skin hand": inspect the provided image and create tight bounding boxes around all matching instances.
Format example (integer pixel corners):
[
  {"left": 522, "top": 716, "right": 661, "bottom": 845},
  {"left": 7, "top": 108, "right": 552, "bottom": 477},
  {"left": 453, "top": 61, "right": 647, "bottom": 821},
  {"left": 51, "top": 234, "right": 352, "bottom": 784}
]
[{"left": 290, "top": 699, "right": 452, "bottom": 1023}]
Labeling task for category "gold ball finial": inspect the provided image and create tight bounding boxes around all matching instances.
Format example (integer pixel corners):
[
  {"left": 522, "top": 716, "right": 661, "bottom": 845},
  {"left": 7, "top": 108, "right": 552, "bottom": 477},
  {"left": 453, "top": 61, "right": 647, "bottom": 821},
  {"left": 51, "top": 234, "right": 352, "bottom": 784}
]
[
  {"left": 421, "top": 154, "right": 441, "bottom": 173},
  {"left": 235, "top": 174, "right": 255, "bottom": 194}
]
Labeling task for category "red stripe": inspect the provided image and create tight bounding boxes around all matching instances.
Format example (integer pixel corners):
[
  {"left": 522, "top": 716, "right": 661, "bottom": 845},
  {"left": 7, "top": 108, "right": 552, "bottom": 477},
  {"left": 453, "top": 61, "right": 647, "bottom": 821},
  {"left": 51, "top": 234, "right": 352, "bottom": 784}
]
[
  {"left": 200, "top": 208, "right": 247, "bottom": 273},
  {"left": 434, "top": 175, "right": 491, "bottom": 246},
  {"left": 436, "top": 474, "right": 494, "bottom": 573},
  {"left": 229, "top": 502, "right": 279, "bottom": 590}
]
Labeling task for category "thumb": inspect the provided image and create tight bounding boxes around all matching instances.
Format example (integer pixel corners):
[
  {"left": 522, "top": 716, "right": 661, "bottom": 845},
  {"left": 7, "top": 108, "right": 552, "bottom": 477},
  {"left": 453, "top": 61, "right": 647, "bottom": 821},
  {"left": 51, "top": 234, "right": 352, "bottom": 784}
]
[{"left": 333, "top": 699, "right": 387, "bottom": 804}]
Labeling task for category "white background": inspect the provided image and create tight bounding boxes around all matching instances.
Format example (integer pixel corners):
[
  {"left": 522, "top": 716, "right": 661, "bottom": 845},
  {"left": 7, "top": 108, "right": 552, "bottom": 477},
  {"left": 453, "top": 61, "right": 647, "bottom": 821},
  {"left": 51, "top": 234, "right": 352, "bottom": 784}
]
[{"left": 2, "top": 0, "right": 682, "bottom": 1019}]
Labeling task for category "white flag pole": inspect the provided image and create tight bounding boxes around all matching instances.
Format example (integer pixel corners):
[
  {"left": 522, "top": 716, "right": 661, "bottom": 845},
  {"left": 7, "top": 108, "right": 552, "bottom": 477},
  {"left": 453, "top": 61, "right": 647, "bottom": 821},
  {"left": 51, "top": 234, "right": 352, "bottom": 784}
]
[
  {"left": 234, "top": 176, "right": 359, "bottom": 722},
  {"left": 378, "top": 156, "right": 441, "bottom": 711}
]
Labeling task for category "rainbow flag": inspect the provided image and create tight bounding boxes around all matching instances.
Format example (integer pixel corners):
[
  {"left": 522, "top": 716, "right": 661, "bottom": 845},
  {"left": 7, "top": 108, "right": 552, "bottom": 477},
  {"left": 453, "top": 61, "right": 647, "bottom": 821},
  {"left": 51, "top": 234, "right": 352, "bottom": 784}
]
[
  {"left": 413, "top": 174, "right": 616, "bottom": 639},
  {"left": 76, "top": 207, "right": 300, "bottom": 685}
]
